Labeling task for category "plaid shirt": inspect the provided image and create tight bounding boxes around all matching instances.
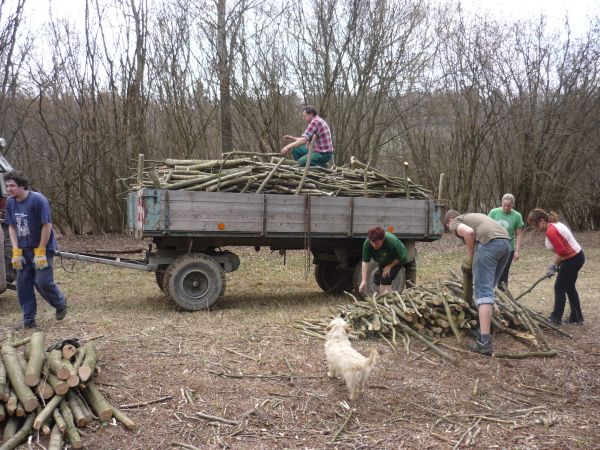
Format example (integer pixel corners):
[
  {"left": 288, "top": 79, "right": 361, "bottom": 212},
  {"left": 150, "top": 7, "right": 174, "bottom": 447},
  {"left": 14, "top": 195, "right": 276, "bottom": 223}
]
[{"left": 302, "top": 116, "right": 333, "bottom": 153}]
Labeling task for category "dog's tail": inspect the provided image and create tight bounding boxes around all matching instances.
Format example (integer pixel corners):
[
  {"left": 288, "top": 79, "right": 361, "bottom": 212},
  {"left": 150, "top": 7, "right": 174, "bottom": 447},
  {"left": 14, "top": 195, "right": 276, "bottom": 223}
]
[{"left": 367, "top": 348, "right": 379, "bottom": 368}]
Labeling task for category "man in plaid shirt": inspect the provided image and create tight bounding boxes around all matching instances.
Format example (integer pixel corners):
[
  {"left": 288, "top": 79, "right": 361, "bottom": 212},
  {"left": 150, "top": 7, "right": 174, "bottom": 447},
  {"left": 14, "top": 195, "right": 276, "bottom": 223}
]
[{"left": 280, "top": 106, "right": 333, "bottom": 167}]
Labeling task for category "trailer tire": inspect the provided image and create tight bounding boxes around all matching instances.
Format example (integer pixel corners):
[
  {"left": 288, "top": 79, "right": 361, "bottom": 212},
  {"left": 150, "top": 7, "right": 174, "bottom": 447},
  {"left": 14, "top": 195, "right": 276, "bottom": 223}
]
[
  {"left": 314, "top": 262, "right": 353, "bottom": 294},
  {"left": 155, "top": 265, "right": 169, "bottom": 291},
  {"left": 353, "top": 261, "right": 406, "bottom": 297},
  {"left": 163, "top": 254, "right": 226, "bottom": 310}
]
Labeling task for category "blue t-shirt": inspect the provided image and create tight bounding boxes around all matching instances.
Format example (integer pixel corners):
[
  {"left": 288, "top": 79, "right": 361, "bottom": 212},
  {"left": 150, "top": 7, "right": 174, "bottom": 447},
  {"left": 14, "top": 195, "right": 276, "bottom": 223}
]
[{"left": 6, "top": 191, "right": 57, "bottom": 251}]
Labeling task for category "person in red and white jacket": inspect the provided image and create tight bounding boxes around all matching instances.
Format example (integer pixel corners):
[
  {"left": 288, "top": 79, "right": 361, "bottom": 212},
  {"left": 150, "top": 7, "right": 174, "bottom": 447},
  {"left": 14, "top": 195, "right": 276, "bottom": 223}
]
[{"left": 528, "top": 209, "right": 585, "bottom": 325}]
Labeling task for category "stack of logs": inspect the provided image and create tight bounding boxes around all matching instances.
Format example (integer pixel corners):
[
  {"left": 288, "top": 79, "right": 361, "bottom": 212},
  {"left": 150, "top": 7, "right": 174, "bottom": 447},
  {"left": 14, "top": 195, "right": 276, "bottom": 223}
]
[
  {"left": 296, "top": 275, "right": 568, "bottom": 362},
  {"left": 0, "top": 334, "right": 135, "bottom": 449},
  {"left": 128, "top": 155, "right": 431, "bottom": 199}
]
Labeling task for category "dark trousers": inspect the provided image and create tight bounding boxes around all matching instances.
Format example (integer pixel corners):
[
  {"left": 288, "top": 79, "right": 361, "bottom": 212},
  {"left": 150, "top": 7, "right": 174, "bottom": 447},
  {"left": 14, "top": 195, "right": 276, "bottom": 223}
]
[
  {"left": 17, "top": 251, "right": 66, "bottom": 325},
  {"left": 497, "top": 251, "right": 514, "bottom": 290},
  {"left": 551, "top": 251, "right": 585, "bottom": 322}
]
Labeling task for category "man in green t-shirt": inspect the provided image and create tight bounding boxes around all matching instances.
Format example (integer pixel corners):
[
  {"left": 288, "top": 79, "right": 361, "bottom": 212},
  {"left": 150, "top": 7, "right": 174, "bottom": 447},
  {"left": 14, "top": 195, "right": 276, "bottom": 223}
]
[
  {"left": 359, "top": 226, "right": 407, "bottom": 294},
  {"left": 488, "top": 193, "right": 524, "bottom": 291}
]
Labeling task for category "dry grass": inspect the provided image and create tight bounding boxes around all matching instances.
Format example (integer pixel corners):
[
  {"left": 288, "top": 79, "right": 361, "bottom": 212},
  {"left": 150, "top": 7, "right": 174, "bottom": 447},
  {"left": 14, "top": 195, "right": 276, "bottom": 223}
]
[{"left": 1, "top": 231, "right": 599, "bottom": 449}]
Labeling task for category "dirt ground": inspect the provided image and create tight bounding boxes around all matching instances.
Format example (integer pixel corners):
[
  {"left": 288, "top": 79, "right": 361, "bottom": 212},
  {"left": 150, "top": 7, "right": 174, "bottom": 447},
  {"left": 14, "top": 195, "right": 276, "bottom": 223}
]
[{"left": 1, "top": 231, "right": 599, "bottom": 449}]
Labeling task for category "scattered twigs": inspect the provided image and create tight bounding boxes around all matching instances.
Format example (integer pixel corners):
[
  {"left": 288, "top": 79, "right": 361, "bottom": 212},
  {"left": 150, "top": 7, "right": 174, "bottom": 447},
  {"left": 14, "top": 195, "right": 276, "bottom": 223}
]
[
  {"left": 493, "top": 350, "right": 558, "bottom": 359},
  {"left": 298, "top": 277, "right": 562, "bottom": 361},
  {"left": 171, "top": 442, "right": 202, "bottom": 450},
  {"left": 195, "top": 411, "right": 239, "bottom": 425},
  {"left": 332, "top": 408, "right": 354, "bottom": 442},
  {"left": 514, "top": 275, "right": 549, "bottom": 302},
  {"left": 119, "top": 395, "right": 173, "bottom": 409}
]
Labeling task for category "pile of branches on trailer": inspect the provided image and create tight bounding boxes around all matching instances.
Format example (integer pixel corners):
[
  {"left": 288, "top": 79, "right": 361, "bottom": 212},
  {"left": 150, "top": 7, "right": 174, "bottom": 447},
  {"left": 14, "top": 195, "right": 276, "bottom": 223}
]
[
  {"left": 127, "top": 154, "right": 431, "bottom": 198},
  {"left": 0, "top": 334, "right": 135, "bottom": 449},
  {"left": 295, "top": 275, "right": 568, "bottom": 363}
]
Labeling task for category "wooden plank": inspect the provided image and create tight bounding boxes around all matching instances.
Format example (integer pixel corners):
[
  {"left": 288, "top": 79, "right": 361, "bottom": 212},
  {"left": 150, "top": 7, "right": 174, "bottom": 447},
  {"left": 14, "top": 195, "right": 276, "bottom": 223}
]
[
  {"left": 265, "top": 196, "right": 351, "bottom": 234},
  {"left": 352, "top": 198, "right": 428, "bottom": 236},
  {"left": 166, "top": 190, "right": 264, "bottom": 204}
]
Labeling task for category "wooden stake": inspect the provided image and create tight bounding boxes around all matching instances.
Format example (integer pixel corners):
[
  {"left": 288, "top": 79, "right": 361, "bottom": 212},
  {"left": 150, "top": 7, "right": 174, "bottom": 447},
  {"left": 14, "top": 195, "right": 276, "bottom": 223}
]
[
  {"left": 0, "top": 345, "right": 39, "bottom": 412},
  {"left": 52, "top": 408, "right": 66, "bottom": 432},
  {"left": 59, "top": 400, "right": 83, "bottom": 449},
  {"left": 78, "top": 343, "right": 96, "bottom": 382},
  {"left": 0, "top": 411, "right": 35, "bottom": 450},
  {"left": 82, "top": 381, "right": 113, "bottom": 421},
  {"left": 48, "top": 424, "right": 64, "bottom": 450},
  {"left": 25, "top": 332, "right": 46, "bottom": 386},
  {"left": 34, "top": 394, "right": 64, "bottom": 430},
  {"left": 47, "top": 350, "right": 70, "bottom": 380},
  {"left": 62, "top": 344, "right": 77, "bottom": 361}
]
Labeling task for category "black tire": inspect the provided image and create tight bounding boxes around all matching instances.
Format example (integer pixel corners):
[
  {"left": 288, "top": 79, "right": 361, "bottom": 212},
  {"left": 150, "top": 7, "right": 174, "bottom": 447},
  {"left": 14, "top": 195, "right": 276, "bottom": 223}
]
[
  {"left": 353, "top": 261, "right": 406, "bottom": 296},
  {"left": 314, "top": 262, "right": 353, "bottom": 294},
  {"left": 163, "top": 254, "right": 226, "bottom": 311},
  {"left": 155, "top": 265, "right": 169, "bottom": 292}
]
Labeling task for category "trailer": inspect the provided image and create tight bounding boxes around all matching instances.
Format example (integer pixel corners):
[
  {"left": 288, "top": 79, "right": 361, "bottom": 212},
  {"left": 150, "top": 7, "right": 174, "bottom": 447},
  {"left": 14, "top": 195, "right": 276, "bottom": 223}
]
[
  {"left": 0, "top": 135, "right": 443, "bottom": 310},
  {"left": 123, "top": 188, "right": 444, "bottom": 310}
]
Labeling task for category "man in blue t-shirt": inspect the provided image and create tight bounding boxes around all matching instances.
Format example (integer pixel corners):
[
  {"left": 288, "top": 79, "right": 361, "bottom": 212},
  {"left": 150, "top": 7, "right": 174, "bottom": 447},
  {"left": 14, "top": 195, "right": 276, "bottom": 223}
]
[{"left": 5, "top": 170, "right": 67, "bottom": 329}]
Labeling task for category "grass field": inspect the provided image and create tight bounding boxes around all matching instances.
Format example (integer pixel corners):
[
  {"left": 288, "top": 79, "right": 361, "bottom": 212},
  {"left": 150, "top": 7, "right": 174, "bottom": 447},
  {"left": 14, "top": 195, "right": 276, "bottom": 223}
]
[{"left": 1, "top": 231, "right": 599, "bottom": 449}]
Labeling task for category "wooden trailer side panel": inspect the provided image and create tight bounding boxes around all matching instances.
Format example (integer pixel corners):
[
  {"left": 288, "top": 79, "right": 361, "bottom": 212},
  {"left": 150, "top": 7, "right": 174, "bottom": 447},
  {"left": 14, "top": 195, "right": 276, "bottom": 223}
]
[{"left": 130, "top": 189, "right": 443, "bottom": 239}]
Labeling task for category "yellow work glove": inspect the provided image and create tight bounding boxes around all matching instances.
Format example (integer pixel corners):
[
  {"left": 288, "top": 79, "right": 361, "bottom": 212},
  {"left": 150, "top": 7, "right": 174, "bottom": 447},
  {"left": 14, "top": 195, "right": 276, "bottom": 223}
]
[
  {"left": 33, "top": 247, "right": 48, "bottom": 270},
  {"left": 11, "top": 248, "right": 25, "bottom": 271}
]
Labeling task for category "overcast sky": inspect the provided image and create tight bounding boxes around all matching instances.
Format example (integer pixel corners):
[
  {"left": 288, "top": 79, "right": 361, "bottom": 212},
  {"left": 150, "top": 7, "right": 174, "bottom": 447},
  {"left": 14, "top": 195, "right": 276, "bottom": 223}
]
[{"left": 13, "top": 0, "right": 600, "bottom": 37}]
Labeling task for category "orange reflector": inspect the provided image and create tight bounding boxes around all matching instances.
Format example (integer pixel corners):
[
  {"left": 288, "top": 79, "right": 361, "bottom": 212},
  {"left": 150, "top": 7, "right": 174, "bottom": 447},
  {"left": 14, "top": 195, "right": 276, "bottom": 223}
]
[
  {"left": 387, "top": 226, "right": 395, "bottom": 232},
  {"left": 217, "top": 223, "right": 225, "bottom": 230}
]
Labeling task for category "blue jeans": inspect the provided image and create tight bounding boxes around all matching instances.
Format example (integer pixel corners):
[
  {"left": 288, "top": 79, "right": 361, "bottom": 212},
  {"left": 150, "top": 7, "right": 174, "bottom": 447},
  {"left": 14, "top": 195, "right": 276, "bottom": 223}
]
[
  {"left": 291, "top": 146, "right": 332, "bottom": 167},
  {"left": 473, "top": 239, "right": 511, "bottom": 306},
  {"left": 17, "top": 250, "right": 67, "bottom": 325}
]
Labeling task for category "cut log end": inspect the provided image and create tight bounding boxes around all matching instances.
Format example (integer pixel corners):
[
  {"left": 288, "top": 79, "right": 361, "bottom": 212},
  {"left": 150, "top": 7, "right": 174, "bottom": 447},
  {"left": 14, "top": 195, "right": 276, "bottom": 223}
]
[
  {"left": 23, "top": 397, "right": 40, "bottom": 412},
  {"left": 67, "top": 375, "right": 80, "bottom": 388},
  {"left": 56, "top": 368, "right": 71, "bottom": 381},
  {"left": 78, "top": 366, "right": 92, "bottom": 382},
  {"left": 25, "top": 374, "right": 41, "bottom": 387}
]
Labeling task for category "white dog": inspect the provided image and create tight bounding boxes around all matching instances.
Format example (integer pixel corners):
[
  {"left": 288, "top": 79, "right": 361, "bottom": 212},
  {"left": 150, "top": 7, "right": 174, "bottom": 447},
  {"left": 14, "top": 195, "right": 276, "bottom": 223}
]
[{"left": 325, "top": 317, "right": 379, "bottom": 400}]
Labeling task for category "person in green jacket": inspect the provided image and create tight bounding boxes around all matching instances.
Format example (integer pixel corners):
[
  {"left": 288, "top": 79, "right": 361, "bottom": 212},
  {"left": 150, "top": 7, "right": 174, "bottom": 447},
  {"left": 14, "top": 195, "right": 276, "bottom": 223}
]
[
  {"left": 488, "top": 193, "right": 524, "bottom": 291},
  {"left": 359, "top": 226, "right": 407, "bottom": 294}
]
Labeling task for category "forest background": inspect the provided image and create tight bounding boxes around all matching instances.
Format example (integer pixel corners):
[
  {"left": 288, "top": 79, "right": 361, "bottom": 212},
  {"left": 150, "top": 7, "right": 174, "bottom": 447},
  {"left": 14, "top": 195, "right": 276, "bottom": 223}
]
[{"left": 0, "top": 0, "right": 599, "bottom": 233}]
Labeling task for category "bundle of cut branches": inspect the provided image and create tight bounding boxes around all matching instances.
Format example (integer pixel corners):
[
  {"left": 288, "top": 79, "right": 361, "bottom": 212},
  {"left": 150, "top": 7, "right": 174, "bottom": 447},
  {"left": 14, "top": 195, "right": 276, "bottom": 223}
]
[
  {"left": 0, "top": 334, "right": 135, "bottom": 449},
  {"left": 127, "top": 154, "right": 431, "bottom": 199},
  {"left": 296, "top": 275, "right": 568, "bottom": 362}
]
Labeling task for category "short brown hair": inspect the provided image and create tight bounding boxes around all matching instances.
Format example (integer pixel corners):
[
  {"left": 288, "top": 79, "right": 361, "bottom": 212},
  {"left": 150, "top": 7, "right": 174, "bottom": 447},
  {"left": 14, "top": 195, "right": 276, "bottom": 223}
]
[
  {"left": 443, "top": 209, "right": 460, "bottom": 226},
  {"left": 367, "top": 226, "right": 385, "bottom": 241},
  {"left": 302, "top": 106, "right": 318, "bottom": 117},
  {"left": 4, "top": 170, "right": 29, "bottom": 190}
]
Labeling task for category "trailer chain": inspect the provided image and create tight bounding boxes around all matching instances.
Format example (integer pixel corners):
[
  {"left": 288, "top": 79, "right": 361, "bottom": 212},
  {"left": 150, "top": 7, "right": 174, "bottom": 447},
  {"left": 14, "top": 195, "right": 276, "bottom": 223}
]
[{"left": 303, "top": 195, "right": 312, "bottom": 279}]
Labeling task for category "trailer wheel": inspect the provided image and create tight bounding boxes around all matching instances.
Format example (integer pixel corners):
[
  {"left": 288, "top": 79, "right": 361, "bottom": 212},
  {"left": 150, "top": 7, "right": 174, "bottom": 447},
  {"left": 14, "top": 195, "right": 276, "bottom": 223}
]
[
  {"left": 353, "top": 261, "right": 406, "bottom": 297},
  {"left": 155, "top": 265, "right": 169, "bottom": 291},
  {"left": 163, "top": 254, "right": 226, "bottom": 310},
  {"left": 314, "top": 262, "right": 353, "bottom": 294}
]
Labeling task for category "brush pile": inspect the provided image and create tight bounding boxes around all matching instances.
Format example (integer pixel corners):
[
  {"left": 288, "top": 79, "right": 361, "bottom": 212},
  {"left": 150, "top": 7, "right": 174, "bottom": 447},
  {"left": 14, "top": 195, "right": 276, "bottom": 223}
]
[
  {"left": 296, "top": 275, "right": 567, "bottom": 362},
  {"left": 0, "top": 334, "right": 135, "bottom": 449},
  {"left": 128, "top": 155, "right": 431, "bottom": 198}
]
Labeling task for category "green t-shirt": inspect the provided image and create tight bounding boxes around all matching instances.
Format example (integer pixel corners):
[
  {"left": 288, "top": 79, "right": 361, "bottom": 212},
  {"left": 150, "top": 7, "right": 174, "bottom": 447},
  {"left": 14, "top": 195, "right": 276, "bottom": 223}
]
[
  {"left": 362, "top": 232, "right": 407, "bottom": 265},
  {"left": 488, "top": 208, "right": 524, "bottom": 250}
]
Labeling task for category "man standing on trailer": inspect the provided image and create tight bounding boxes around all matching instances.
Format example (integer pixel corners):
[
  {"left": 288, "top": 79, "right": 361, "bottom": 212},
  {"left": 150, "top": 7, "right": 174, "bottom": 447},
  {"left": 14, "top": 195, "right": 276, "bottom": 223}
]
[
  {"left": 280, "top": 106, "right": 334, "bottom": 167},
  {"left": 5, "top": 170, "right": 67, "bottom": 330}
]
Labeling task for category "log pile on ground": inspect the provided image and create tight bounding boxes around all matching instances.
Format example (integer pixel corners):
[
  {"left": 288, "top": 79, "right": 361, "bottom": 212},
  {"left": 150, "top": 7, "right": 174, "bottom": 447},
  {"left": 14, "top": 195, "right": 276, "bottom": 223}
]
[
  {"left": 128, "top": 155, "right": 431, "bottom": 198},
  {"left": 296, "top": 275, "right": 568, "bottom": 362},
  {"left": 0, "top": 334, "right": 135, "bottom": 449}
]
